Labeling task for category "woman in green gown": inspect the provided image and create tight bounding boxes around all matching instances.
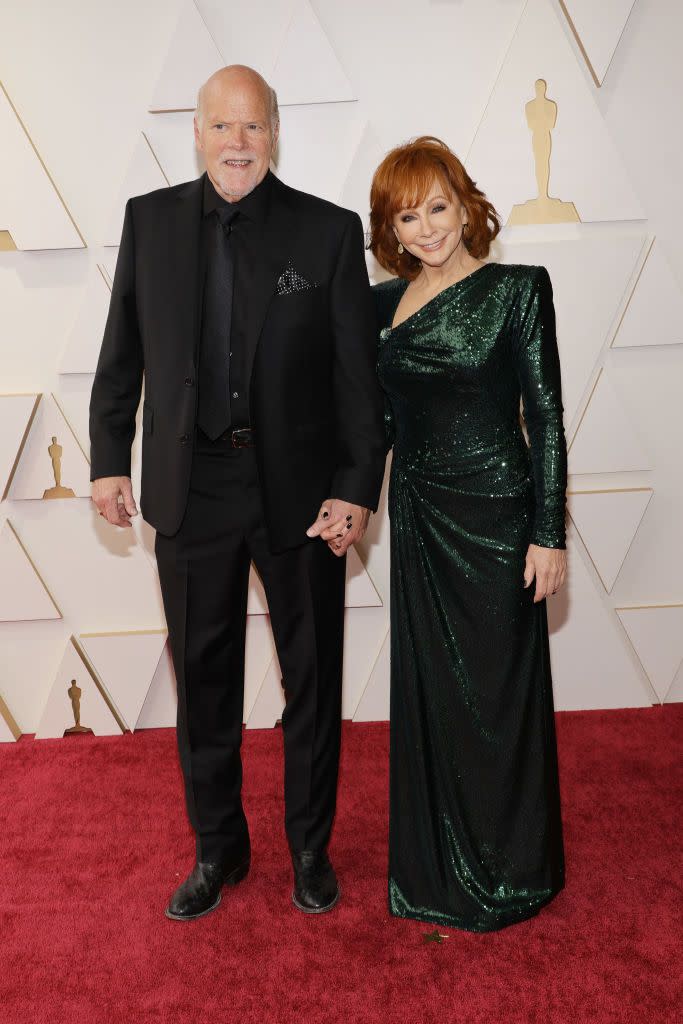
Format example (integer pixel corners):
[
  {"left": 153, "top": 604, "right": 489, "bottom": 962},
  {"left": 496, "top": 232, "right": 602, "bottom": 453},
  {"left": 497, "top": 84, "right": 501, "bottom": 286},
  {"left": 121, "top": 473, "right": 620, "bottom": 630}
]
[{"left": 369, "top": 137, "right": 567, "bottom": 932}]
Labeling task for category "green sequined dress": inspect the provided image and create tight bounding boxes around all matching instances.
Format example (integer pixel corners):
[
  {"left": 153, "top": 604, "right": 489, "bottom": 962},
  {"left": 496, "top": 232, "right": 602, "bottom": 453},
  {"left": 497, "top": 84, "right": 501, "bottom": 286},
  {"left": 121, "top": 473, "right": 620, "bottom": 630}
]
[{"left": 374, "top": 263, "right": 566, "bottom": 932}]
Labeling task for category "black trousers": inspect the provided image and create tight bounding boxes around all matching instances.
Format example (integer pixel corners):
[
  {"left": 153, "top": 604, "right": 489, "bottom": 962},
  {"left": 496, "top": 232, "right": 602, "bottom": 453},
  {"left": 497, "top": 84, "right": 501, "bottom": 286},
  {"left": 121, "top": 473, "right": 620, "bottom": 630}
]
[{"left": 154, "top": 431, "right": 346, "bottom": 863}]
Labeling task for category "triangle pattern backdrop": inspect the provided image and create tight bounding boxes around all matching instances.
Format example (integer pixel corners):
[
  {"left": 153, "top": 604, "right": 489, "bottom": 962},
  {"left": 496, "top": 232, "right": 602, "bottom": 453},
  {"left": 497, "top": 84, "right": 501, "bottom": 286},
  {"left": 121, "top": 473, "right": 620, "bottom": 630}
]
[
  {"left": 104, "top": 134, "right": 169, "bottom": 247},
  {"left": 568, "top": 489, "right": 653, "bottom": 594},
  {"left": 568, "top": 370, "right": 650, "bottom": 475},
  {"left": 466, "top": 0, "right": 644, "bottom": 223},
  {"left": 0, "top": 520, "right": 61, "bottom": 622},
  {"left": 58, "top": 264, "right": 112, "bottom": 375},
  {"left": 78, "top": 631, "right": 168, "bottom": 731},
  {"left": 7, "top": 394, "right": 91, "bottom": 500},
  {"left": 0, "top": 394, "right": 39, "bottom": 499},
  {"left": 35, "top": 638, "right": 124, "bottom": 739},
  {"left": 616, "top": 606, "right": 683, "bottom": 703},
  {"left": 612, "top": 239, "right": 683, "bottom": 348},
  {"left": 559, "top": 0, "right": 637, "bottom": 85},
  {"left": 0, "top": 82, "right": 83, "bottom": 249}
]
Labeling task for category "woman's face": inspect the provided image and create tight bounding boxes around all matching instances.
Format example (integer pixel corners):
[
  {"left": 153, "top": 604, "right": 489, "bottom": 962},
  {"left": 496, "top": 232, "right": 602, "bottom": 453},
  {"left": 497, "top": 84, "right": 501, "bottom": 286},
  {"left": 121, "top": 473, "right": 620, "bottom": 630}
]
[{"left": 392, "top": 184, "right": 467, "bottom": 269}]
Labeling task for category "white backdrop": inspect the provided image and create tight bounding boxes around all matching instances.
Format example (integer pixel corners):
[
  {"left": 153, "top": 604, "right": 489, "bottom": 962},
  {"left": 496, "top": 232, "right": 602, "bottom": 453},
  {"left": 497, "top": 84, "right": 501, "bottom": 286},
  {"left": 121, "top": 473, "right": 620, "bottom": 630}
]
[{"left": 1, "top": 0, "right": 682, "bottom": 741}]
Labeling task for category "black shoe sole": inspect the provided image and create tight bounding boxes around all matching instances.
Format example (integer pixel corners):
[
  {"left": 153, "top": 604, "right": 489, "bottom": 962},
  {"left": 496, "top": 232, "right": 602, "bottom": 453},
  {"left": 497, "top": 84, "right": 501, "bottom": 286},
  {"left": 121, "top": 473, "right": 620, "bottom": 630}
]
[
  {"left": 164, "top": 860, "right": 250, "bottom": 922},
  {"left": 291, "top": 884, "right": 341, "bottom": 915}
]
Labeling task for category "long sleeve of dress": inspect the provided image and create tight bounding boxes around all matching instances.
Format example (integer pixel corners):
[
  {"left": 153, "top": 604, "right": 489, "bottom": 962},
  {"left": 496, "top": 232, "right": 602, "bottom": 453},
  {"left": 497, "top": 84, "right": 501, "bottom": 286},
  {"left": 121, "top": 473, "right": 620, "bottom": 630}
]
[{"left": 514, "top": 266, "right": 567, "bottom": 549}]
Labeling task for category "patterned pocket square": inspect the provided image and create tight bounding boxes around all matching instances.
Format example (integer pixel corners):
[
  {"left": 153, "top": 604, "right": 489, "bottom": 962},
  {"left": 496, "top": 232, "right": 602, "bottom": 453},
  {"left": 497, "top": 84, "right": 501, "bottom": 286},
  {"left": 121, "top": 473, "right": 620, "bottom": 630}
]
[{"left": 276, "top": 260, "right": 316, "bottom": 296}]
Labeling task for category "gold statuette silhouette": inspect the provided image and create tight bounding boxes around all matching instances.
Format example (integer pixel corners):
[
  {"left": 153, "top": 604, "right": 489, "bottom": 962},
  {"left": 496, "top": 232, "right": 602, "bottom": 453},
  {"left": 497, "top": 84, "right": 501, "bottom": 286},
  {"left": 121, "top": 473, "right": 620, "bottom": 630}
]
[
  {"left": 43, "top": 435, "right": 75, "bottom": 499},
  {"left": 63, "top": 678, "right": 93, "bottom": 736},
  {"left": 508, "top": 79, "right": 580, "bottom": 226}
]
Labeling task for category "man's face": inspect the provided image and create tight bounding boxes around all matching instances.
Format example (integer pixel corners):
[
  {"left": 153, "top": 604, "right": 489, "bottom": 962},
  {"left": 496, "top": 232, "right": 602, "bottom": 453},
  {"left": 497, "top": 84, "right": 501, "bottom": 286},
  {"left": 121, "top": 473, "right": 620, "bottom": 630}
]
[{"left": 194, "top": 75, "right": 278, "bottom": 202}]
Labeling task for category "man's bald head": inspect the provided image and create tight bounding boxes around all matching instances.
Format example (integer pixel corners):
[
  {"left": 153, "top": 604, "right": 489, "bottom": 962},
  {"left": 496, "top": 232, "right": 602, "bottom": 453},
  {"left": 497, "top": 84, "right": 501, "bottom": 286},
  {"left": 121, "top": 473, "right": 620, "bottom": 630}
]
[
  {"left": 196, "top": 65, "right": 279, "bottom": 130},
  {"left": 194, "top": 65, "right": 280, "bottom": 202}
]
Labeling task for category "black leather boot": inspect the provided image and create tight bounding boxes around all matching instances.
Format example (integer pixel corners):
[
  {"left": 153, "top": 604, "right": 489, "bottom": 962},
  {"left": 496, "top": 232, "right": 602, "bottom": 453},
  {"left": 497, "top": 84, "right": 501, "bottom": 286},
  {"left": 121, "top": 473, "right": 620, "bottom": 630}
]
[
  {"left": 291, "top": 849, "right": 340, "bottom": 914},
  {"left": 165, "top": 856, "right": 250, "bottom": 921}
]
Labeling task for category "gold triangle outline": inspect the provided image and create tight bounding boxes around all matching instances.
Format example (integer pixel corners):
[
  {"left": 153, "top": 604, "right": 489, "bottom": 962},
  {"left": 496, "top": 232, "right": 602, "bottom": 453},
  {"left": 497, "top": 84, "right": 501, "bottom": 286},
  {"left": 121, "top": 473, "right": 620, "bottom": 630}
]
[
  {"left": 0, "top": 693, "right": 21, "bottom": 739},
  {"left": 614, "top": 604, "right": 683, "bottom": 705},
  {"left": 609, "top": 236, "right": 655, "bottom": 348},
  {"left": 70, "top": 635, "right": 128, "bottom": 733},
  {"left": 1, "top": 80, "right": 86, "bottom": 247},
  {"left": 1, "top": 393, "right": 41, "bottom": 500},
  {"left": 1, "top": 519, "right": 63, "bottom": 619},
  {"left": 567, "top": 487, "right": 653, "bottom": 594},
  {"left": 78, "top": 629, "right": 169, "bottom": 732},
  {"left": 0, "top": 229, "right": 17, "bottom": 250}
]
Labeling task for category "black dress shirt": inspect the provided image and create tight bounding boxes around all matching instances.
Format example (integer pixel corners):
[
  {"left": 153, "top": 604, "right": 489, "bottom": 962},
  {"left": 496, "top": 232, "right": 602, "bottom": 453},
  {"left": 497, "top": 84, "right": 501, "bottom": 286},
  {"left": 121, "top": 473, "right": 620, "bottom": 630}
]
[{"left": 201, "top": 170, "right": 273, "bottom": 428}]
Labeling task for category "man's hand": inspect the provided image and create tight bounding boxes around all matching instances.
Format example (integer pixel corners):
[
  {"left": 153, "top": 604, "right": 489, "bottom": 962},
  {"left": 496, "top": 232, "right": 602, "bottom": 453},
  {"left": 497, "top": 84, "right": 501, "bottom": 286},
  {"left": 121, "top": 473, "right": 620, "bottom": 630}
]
[
  {"left": 523, "top": 544, "right": 567, "bottom": 603},
  {"left": 306, "top": 499, "right": 370, "bottom": 558},
  {"left": 91, "top": 476, "right": 138, "bottom": 528}
]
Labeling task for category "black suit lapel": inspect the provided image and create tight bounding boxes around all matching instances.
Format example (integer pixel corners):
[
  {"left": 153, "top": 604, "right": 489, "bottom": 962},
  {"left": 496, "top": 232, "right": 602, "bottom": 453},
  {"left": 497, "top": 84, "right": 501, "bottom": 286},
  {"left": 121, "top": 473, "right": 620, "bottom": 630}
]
[
  {"left": 244, "top": 176, "right": 299, "bottom": 383},
  {"left": 171, "top": 175, "right": 205, "bottom": 365}
]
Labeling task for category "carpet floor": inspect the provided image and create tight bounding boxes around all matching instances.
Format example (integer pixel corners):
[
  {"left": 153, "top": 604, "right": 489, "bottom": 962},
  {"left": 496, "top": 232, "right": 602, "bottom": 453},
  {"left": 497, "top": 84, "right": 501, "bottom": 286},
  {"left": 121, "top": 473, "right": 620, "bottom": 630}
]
[{"left": 1, "top": 706, "right": 680, "bottom": 1024}]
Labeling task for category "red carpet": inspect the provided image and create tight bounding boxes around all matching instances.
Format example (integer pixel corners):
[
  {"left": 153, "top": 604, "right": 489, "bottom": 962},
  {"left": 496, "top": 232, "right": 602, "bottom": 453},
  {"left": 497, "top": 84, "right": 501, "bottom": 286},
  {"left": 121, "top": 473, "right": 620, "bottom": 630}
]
[{"left": 1, "top": 707, "right": 680, "bottom": 1024}]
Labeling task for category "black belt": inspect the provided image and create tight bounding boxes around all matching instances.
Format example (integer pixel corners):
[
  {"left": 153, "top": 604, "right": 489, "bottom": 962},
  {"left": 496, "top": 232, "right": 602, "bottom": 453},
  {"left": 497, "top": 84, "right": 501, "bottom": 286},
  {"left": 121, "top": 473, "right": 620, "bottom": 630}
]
[{"left": 230, "top": 427, "right": 254, "bottom": 448}]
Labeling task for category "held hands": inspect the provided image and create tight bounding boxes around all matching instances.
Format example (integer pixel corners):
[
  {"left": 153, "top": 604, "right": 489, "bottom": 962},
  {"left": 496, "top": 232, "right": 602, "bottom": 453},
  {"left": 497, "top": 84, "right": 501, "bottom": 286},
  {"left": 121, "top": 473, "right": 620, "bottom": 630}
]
[
  {"left": 524, "top": 544, "right": 567, "bottom": 603},
  {"left": 91, "top": 476, "right": 138, "bottom": 528},
  {"left": 306, "top": 499, "right": 370, "bottom": 558}
]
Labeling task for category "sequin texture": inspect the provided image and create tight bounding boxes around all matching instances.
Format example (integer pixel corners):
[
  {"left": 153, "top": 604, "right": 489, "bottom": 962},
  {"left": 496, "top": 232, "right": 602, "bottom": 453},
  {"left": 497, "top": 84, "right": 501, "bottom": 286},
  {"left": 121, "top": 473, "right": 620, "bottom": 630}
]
[
  {"left": 276, "top": 260, "right": 315, "bottom": 296},
  {"left": 374, "top": 263, "right": 566, "bottom": 932}
]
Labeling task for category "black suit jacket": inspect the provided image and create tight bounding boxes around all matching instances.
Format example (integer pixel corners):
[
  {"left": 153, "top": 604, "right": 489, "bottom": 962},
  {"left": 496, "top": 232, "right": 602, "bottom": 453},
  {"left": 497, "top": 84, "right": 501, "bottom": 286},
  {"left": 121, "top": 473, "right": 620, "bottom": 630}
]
[{"left": 89, "top": 173, "right": 386, "bottom": 551}]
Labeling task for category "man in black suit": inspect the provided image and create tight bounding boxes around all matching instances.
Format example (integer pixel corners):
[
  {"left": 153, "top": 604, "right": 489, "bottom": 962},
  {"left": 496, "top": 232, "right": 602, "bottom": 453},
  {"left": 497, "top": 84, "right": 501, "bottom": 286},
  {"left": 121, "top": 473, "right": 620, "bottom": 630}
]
[{"left": 90, "top": 65, "right": 385, "bottom": 920}]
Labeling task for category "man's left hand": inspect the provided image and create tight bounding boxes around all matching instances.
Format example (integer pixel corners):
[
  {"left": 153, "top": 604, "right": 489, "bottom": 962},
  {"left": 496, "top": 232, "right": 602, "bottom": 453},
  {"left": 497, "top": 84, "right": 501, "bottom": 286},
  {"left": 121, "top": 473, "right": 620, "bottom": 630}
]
[{"left": 306, "top": 499, "right": 370, "bottom": 557}]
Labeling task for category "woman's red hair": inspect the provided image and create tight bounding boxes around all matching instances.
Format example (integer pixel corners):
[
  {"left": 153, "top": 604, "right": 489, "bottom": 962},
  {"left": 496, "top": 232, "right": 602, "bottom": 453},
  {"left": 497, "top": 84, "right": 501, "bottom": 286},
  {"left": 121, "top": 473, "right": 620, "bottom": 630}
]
[{"left": 369, "top": 136, "right": 500, "bottom": 280}]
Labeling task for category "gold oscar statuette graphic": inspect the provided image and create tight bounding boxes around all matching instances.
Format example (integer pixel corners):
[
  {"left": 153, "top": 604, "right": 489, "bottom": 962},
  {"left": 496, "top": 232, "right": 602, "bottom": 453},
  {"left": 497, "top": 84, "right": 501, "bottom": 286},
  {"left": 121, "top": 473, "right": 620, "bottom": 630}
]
[
  {"left": 63, "top": 678, "right": 94, "bottom": 736},
  {"left": 43, "top": 435, "right": 76, "bottom": 499},
  {"left": 508, "top": 79, "right": 580, "bottom": 226}
]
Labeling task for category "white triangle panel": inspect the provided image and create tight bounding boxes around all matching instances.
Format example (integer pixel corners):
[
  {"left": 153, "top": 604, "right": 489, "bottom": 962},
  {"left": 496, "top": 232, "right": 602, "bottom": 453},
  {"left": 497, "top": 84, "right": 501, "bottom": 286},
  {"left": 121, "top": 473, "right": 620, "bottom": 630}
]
[
  {"left": 467, "top": 0, "right": 643, "bottom": 223},
  {"left": 498, "top": 231, "right": 644, "bottom": 427},
  {"left": 7, "top": 394, "right": 91, "bottom": 500},
  {"left": 198, "top": 1, "right": 293, "bottom": 86},
  {"left": 271, "top": 0, "right": 355, "bottom": 106},
  {"left": 143, "top": 112, "right": 203, "bottom": 186},
  {"left": 569, "top": 371, "right": 650, "bottom": 474},
  {"left": 0, "top": 394, "right": 39, "bottom": 498},
  {"left": 0, "top": 696, "right": 21, "bottom": 742},
  {"left": 613, "top": 241, "right": 683, "bottom": 348},
  {"left": 664, "top": 668, "right": 683, "bottom": 705},
  {"left": 135, "top": 643, "right": 178, "bottom": 729},
  {"left": 342, "top": 607, "right": 388, "bottom": 720},
  {"left": 277, "top": 103, "right": 365, "bottom": 204},
  {"left": 104, "top": 135, "right": 169, "bottom": 247},
  {"left": 0, "top": 521, "right": 61, "bottom": 621},
  {"left": 560, "top": 0, "right": 636, "bottom": 85},
  {"left": 547, "top": 532, "right": 653, "bottom": 709},
  {"left": 345, "top": 547, "right": 382, "bottom": 608},
  {"left": 35, "top": 638, "right": 124, "bottom": 738},
  {"left": 243, "top": 613, "right": 278, "bottom": 721},
  {"left": 616, "top": 606, "right": 683, "bottom": 704},
  {"left": 58, "top": 265, "right": 111, "bottom": 374},
  {"left": 149, "top": 0, "right": 224, "bottom": 112},
  {"left": 247, "top": 567, "right": 269, "bottom": 615},
  {"left": 78, "top": 631, "right": 167, "bottom": 730},
  {"left": 246, "top": 656, "right": 285, "bottom": 729},
  {"left": 569, "top": 489, "right": 652, "bottom": 593},
  {"left": 340, "top": 121, "right": 387, "bottom": 227},
  {"left": 0, "top": 83, "right": 83, "bottom": 249},
  {"left": 353, "top": 627, "right": 390, "bottom": 722}
]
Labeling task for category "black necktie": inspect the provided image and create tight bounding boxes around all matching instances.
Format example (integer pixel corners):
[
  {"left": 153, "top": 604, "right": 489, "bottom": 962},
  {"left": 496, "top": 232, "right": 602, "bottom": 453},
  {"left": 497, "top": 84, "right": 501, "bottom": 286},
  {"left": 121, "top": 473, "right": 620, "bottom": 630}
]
[{"left": 197, "top": 206, "right": 239, "bottom": 439}]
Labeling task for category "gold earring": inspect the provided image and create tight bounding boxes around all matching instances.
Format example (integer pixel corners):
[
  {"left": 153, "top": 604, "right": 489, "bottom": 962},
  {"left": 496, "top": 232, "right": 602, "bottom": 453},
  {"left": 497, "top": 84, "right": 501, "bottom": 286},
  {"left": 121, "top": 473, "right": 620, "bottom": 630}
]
[{"left": 397, "top": 242, "right": 404, "bottom": 255}]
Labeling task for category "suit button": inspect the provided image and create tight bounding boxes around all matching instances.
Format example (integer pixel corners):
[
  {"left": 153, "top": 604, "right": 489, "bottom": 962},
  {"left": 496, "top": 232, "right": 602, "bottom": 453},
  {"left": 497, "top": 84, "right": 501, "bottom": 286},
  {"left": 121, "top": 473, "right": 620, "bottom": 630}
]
[
  {"left": 179, "top": 433, "right": 190, "bottom": 445},
  {"left": 184, "top": 377, "right": 194, "bottom": 387}
]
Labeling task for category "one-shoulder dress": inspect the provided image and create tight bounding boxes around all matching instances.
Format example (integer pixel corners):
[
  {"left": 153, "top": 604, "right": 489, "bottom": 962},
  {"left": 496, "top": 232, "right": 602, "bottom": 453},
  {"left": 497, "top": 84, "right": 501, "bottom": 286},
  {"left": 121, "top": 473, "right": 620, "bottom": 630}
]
[{"left": 373, "top": 263, "right": 566, "bottom": 931}]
